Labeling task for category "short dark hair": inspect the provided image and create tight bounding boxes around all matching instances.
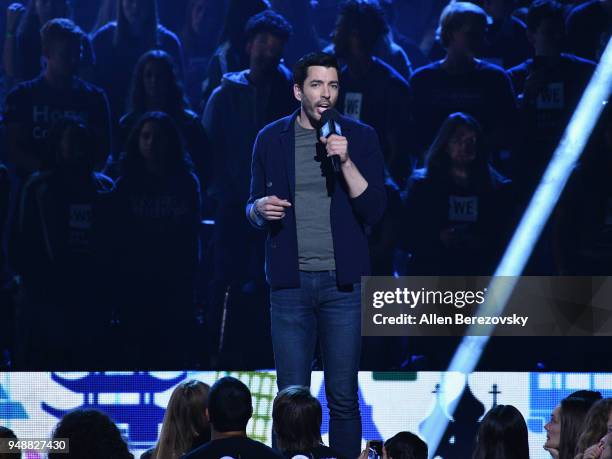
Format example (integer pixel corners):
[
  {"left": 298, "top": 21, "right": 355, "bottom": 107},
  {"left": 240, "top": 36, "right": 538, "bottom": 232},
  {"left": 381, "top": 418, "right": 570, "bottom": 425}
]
[
  {"left": 0, "top": 426, "right": 18, "bottom": 459},
  {"left": 385, "top": 431, "right": 428, "bottom": 459},
  {"left": 207, "top": 377, "right": 252, "bottom": 432},
  {"left": 49, "top": 409, "right": 133, "bottom": 459},
  {"left": 293, "top": 52, "right": 340, "bottom": 88},
  {"left": 526, "top": 0, "right": 564, "bottom": 35},
  {"left": 40, "top": 18, "right": 83, "bottom": 53},
  {"left": 333, "top": 0, "right": 389, "bottom": 55},
  {"left": 0, "top": 426, "right": 16, "bottom": 439},
  {"left": 568, "top": 390, "right": 603, "bottom": 405},
  {"left": 472, "top": 405, "right": 529, "bottom": 459},
  {"left": 273, "top": 386, "right": 322, "bottom": 452},
  {"left": 244, "top": 9, "right": 292, "bottom": 43}
]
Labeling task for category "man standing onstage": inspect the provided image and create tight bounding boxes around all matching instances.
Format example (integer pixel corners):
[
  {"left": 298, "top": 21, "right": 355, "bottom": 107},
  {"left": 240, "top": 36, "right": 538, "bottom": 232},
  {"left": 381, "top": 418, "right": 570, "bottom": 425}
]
[{"left": 246, "top": 52, "right": 386, "bottom": 458}]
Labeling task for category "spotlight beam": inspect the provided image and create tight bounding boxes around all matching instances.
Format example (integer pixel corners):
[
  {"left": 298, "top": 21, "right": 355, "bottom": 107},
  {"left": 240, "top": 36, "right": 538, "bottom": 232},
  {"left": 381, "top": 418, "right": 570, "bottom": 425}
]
[{"left": 421, "top": 38, "right": 612, "bottom": 458}]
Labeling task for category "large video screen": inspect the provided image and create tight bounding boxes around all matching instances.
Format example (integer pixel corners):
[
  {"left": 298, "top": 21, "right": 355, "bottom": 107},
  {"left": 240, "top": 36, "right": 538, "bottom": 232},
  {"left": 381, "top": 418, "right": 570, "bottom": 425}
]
[{"left": 1, "top": 371, "right": 608, "bottom": 458}]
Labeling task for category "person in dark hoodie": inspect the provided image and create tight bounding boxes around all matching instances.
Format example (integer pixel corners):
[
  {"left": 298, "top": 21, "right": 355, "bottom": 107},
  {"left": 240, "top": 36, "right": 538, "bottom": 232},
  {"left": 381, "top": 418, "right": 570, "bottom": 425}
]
[
  {"left": 401, "top": 112, "right": 515, "bottom": 275},
  {"left": 11, "top": 116, "right": 114, "bottom": 368},
  {"left": 202, "top": 9, "right": 295, "bottom": 365},
  {"left": 203, "top": 9, "right": 294, "bottom": 277},
  {"left": 113, "top": 111, "right": 200, "bottom": 367}
]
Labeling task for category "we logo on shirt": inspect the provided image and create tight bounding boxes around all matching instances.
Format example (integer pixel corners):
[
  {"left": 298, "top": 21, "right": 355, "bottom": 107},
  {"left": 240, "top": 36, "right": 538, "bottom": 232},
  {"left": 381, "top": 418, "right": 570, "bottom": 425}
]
[
  {"left": 448, "top": 195, "right": 478, "bottom": 222},
  {"left": 69, "top": 204, "right": 93, "bottom": 229},
  {"left": 536, "top": 82, "right": 565, "bottom": 110}
]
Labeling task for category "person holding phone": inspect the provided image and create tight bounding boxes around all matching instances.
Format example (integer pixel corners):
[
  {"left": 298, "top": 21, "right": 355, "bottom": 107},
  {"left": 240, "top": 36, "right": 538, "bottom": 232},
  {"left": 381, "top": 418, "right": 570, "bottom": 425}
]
[{"left": 358, "top": 432, "right": 427, "bottom": 459}]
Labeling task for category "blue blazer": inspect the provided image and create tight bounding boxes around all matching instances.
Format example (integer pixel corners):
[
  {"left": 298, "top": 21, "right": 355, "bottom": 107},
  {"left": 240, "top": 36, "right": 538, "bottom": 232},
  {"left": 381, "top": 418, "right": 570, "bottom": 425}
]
[{"left": 246, "top": 109, "right": 386, "bottom": 289}]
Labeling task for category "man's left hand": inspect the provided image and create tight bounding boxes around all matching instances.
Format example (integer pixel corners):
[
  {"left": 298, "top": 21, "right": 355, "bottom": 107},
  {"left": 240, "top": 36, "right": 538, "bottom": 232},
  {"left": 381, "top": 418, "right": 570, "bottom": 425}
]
[{"left": 320, "top": 134, "right": 349, "bottom": 165}]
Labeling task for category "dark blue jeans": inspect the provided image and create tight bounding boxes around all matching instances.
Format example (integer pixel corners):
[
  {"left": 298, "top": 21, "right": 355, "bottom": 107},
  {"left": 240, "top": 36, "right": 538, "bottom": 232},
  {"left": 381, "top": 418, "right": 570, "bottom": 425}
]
[{"left": 270, "top": 270, "right": 362, "bottom": 458}]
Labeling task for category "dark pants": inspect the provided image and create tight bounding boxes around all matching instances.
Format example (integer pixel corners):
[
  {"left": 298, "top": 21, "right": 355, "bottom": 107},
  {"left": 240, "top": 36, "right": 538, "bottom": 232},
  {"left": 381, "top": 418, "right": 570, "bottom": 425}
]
[{"left": 270, "top": 270, "right": 362, "bottom": 458}]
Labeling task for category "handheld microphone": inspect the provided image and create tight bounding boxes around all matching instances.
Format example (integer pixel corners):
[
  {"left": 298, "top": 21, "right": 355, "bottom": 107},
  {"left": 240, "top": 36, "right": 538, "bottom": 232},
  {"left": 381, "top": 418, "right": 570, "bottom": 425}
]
[{"left": 319, "top": 108, "right": 342, "bottom": 173}]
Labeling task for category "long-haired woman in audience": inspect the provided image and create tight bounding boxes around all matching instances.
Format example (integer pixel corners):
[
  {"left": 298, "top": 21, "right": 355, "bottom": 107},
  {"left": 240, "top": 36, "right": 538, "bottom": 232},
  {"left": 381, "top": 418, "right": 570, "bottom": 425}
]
[
  {"left": 113, "top": 111, "right": 200, "bottom": 367},
  {"left": 141, "top": 380, "right": 211, "bottom": 459},
  {"left": 180, "top": 0, "right": 226, "bottom": 109},
  {"left": 92, "top": 0, "right": 117, "bottom": 33},
  {"left": 91, "top": 0, "right": 184, "bottom": 121},
  {"left": 115, "top": 49, "right": 209, "bottom": 188},
  {"left": 401, "top": 112, "right": 515, "bottom": 275},
  {"left": 574, "top": 398, "right": 612, "bottom": 459},
  {"left": 545, "top": 396, "right": 600, "bottom": 459},
  {"left": 472, "top": 404, "right": 529, "bottom": 459}
]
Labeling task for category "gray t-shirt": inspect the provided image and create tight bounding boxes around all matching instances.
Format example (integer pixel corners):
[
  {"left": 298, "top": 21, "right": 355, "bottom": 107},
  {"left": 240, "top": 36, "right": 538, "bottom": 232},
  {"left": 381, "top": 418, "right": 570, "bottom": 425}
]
[{"left": 294, "top": 119, "right": 335, "bottom": 271}]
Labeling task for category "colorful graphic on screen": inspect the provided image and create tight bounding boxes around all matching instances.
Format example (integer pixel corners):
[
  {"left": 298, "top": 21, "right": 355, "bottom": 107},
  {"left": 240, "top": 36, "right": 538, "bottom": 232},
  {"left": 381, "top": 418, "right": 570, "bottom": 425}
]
[{"left": 1, "top": 371, "right": 610, "bottom": 458}]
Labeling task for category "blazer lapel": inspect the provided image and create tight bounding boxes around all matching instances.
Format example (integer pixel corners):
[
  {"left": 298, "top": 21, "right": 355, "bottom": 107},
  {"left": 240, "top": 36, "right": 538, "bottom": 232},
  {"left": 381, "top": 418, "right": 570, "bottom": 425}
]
[{"left": 280, "top": 110, "right": 299, "bottom": 202}]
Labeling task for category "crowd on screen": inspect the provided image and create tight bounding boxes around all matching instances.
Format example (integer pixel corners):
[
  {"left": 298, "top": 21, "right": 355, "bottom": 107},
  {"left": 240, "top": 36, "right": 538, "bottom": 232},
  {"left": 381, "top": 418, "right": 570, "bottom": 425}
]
[
  {"left": 0, "top": 0, "right": 610, "bottom": 368},
  {"left": 1, "top": 378, "right": 612, "bottom": 459}
]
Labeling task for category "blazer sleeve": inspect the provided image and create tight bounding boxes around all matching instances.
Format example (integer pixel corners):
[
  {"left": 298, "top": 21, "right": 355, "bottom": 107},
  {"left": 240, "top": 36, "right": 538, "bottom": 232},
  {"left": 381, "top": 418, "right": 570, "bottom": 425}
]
[
  {"left": 246, "top": 129, "right": 268, "bottom": 229},
  {"left": 350, "top": 125, "right": 387, "bottom": 226}
]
